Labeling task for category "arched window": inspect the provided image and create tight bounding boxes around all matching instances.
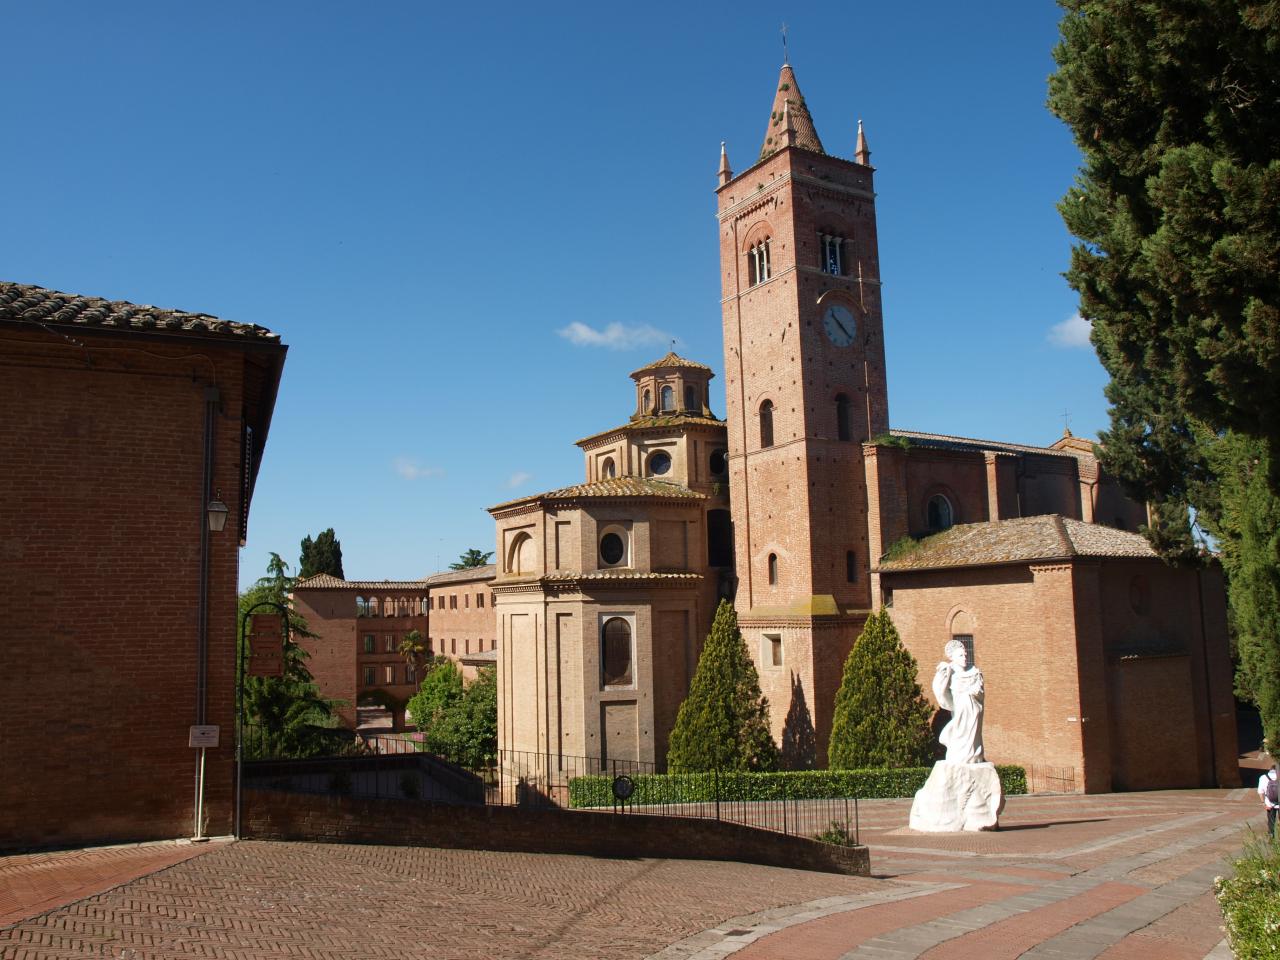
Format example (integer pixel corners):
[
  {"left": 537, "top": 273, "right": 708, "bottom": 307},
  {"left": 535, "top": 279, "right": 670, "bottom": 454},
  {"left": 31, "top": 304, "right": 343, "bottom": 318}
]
[
  {"left": 356, "top": 596, "right": 367, "bottom": 617},
  {"left": 707, "top": 509, "right": 733, "bottom": 567},
  {"left": 748, "top": 239, "right": 772, "bottom": 286},
  {"left": 685, "top": 385, "right": 697, "bottom": 412},
  {"left": 601, "top": 617, "right": 633, "bottom": 686},
  {"left": 927, "top": 495, "right": 954, "bottom": 532},
  {"left": 835, "top": 393, "right": 852, "bottom": 441},
  {"left": 660, "top": 385, "right": 675, "bottom": 412},
  {"left": 507, "top": 532, "right": 535, "bottom": 575},
  {"left": 759, "top": 400, "right": 774, "bottom": 448},
  {"left": 846, "top": 550, "right": 857, "bottom": 582},
  {"left": 709, "top": 448, "right": 727, "bottom": 477},
  {"left": 367, "top": 597, "right": 379, "bottom": 619},
  {"left": 767, "top": 552, "right": 778, "bottom": 585},
  {"left": 642, "top": 389, "right": 652, "bottom": 413},
  {"left": 601, "top": 457, "right": 616, "bottom": 479},
  {"left": 647, "top": 451, "right": 672, "bottom": 476}
]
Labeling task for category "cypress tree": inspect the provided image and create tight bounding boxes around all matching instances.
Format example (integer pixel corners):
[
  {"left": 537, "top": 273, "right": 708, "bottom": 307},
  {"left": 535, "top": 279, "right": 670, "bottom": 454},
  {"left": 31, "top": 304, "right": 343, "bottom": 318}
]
[
  {"left": 667, "top": 600, "right": 780, "bottom": 772},
  {"left": 299, "top": 528, "right": 344, "bottom": 579},
  {"left": 827, "top": 610, "right": 933, "bottom": 770}
]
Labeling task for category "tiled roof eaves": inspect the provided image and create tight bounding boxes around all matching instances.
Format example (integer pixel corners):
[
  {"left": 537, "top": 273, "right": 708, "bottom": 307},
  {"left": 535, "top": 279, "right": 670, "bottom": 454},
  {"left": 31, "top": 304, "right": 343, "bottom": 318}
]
[
  {"left": 489, "top": 478, "right": 705, "bottom": 512},
  {"left": 425, "top": 565, "right": 497, "bottom": 585},
  {"left": 293, "top": 575, "right": 431, "bottom": 590},
  {"left": 629, "top": 352, "right": 714, "bottom": 376},
  {"left": 576, "top": 415, "right": 725, "bottom": 446},
  {"left": 876, "top": 553, "right": 1077, "bottom": 575},
  {"left": 0, "top": 282, "right": 280, "bottom": 344},
  {"left": 890, "top": 428, "right": 1091, "bottom": 461}
]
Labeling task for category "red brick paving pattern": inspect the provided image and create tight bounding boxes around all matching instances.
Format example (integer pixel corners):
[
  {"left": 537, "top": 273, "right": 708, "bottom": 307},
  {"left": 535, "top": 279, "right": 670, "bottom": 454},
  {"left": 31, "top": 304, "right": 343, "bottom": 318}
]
[
  {"left": 915, "top": 881, "right": 1147, "bottom": 960},
  {"left": 0, "top": 842, "right": 219, "bottom": 926},
  {"left": 733, "top": 881, "right": 1027, "bottom": 960},
  {"left": 0, "top": 841, "right": 879, "bottom": 960}
]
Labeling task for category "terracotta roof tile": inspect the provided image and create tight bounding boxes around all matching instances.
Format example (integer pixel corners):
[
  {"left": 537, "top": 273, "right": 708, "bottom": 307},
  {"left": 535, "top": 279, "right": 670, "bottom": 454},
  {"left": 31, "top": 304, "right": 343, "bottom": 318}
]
[
  {"left": 490, "top": 477, "right": 704, "bottom": 512},
  {"left": 0, "top": 281, "right": 279, "bottom": 342},
  {"left": 425, "top": 565, "right": 496, "bottom": 585},
  {"left": 629, "top": 351, "right": 714, "bottom": 377},
  {"left": 877, "top": 515, "right": 1156, "bottom": 572},
  {"left": 292, "top": 574, "right": 430, "bottom": 591},
  {"left": 760, "top": 64, "right": 825, "bottom": 160},
  {"left": 890, "top": 428, "right": 1096, "bottom": 461},
  {"left": 577, "top": 413, "right": 725, "bottom": 446},
  {"left": 542, "top": 571, "right": 703, "bottom": 583}
]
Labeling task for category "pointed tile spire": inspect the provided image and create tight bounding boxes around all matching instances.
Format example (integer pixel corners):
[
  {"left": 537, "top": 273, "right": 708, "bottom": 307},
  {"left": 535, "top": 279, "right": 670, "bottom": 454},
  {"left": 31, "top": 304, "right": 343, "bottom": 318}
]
[
  {"left": 855, "top": 119, "right": 872, "bottom": 166},
  {"left": 760, "top": 64, "right": 825, "bottom": 160},
  {"left": 717, "top": 141, "right": 733, "bottom": 186}
]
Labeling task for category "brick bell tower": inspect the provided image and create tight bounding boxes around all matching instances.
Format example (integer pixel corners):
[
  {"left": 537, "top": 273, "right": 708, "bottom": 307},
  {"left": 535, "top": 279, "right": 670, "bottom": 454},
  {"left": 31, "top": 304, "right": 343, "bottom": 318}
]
[{"left": 716, "top": 63, "right": 888, "bottom": 764}]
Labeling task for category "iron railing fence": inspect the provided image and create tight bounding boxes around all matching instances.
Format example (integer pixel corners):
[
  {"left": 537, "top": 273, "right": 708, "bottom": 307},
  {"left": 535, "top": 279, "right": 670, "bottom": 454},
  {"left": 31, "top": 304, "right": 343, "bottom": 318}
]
[{"left": 239, "top": 728, "right": 860, "bottom": 846}]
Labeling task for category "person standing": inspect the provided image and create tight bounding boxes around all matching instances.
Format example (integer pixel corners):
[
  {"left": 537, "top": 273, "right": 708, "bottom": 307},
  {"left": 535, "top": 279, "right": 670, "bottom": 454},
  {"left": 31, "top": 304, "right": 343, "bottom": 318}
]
[{"left": 1260, "top": 762, "right": 1279, "bottom": 839}]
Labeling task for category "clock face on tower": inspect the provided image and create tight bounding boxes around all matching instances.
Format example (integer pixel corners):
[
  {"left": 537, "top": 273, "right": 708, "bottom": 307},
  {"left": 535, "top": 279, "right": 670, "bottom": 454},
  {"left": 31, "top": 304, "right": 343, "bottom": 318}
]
[{"left": 822, "top": 304, "right": 857, "bottom": 347}]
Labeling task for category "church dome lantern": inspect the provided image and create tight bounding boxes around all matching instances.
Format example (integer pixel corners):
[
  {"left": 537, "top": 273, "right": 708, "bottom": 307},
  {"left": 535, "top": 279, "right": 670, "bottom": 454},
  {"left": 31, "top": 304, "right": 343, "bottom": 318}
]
[{"left": 630, "top": 351, "right": 715, "bottom": 420}]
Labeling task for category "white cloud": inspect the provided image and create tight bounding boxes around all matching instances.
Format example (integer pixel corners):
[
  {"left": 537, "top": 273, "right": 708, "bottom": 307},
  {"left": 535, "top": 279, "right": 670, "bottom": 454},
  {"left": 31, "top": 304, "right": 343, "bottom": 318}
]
[
  {"left": 1048, "top": 312, "right": 1092, "bottom": 349},
  {"left": 506, "top": 471, "right": 532, "bottom": 489},
  {"left": 393, "top": 457, "right": 444, "bottom": 480},
  {"left": 557, "top": 321, "right": 673, "bottom": 350}
]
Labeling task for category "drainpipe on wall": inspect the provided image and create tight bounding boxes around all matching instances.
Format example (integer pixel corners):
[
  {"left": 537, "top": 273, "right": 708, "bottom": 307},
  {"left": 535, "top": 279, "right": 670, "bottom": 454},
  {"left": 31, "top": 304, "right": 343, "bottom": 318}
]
[
  {"left": 193, "top": 385, "right": 220, "bottom": 840},
  {"left": 1196, "top": 567, "right": 1219, "bottom": 786}
]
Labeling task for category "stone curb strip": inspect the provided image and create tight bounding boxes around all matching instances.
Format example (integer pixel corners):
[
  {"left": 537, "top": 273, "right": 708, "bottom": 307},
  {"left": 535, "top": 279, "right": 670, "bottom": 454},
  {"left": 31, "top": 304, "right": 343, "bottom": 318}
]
[{"left": 645, "top": 882, "right": 961, "bottom": 960}]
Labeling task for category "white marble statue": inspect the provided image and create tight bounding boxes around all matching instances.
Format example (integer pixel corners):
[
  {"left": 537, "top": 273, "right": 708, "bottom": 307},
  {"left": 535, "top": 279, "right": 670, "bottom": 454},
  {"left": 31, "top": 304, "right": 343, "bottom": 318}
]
[
  {"left": 933, "top": 639, "right": 985, "bottom": 764},
  {"left": 909, "top": 639, "right": 1004, "bottom": 832}
]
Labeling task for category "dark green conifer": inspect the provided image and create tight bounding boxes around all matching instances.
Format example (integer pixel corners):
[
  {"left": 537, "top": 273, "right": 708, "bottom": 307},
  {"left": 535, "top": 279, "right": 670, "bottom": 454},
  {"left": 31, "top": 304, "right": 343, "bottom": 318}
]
[
  {"left": 827, "top": 610, "right": 932, "bottom": 770},
  {"left": 667, "top": 600, "right": 780, "bottom": 772}
]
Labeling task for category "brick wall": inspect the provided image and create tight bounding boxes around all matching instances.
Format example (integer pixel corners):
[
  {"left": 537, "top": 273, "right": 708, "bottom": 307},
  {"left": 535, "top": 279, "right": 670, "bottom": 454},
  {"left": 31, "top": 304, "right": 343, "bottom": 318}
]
[
  {"left": 0, "top": 329, "right": 276, "bottom": 849},
  {"left": 243, "top": 788, "right": 869, "bottom": 876}
]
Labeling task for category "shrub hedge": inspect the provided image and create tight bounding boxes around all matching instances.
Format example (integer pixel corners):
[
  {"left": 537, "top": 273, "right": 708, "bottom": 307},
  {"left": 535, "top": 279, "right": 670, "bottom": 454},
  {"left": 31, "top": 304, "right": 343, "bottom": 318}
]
[
  {"left": 567, "top": 764, "right": 1027, "bottom": 808},
  {"left": 1214, "top": 834, "right": 1280, "bottom": 960}
]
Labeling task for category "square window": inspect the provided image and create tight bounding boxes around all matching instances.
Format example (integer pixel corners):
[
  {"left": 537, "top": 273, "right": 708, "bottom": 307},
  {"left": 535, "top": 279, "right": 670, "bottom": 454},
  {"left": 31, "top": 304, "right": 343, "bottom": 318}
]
[
  {"left": 953, "top": 634, "right": 975, "bottom": 665},
  {"left": 362, "top": 666, "right": 375, "bottom": 686},
  {"left": 764, "top": 633, "right": 782, "bottom": 668},
  {"left": 384, "top": 665, "right": 394, "bottom": 684},
  {"left": 362, "top": 634, "right": 374, "bottom": 654},
  {"left": 477, "top": 593, "right": 484, "bottom": 608}
]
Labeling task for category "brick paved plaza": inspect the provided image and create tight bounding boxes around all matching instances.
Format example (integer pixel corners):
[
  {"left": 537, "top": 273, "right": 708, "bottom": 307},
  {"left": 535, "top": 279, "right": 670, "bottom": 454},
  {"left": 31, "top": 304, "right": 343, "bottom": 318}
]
[{"left": 0, "top": 789, "right": 1266, "bottom": 959}]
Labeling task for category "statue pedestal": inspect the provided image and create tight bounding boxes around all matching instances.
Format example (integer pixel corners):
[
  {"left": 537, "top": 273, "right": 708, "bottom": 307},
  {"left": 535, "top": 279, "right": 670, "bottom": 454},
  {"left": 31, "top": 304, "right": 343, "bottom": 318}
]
[{"left": 909, "top": 760, "right": 1005, "bottom": 832}]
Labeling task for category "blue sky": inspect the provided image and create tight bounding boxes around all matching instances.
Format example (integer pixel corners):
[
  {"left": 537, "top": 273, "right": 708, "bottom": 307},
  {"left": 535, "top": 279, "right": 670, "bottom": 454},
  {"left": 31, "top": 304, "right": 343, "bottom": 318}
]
[{"left": 2, "top": 2, "right": 1106, "bottom": 588}]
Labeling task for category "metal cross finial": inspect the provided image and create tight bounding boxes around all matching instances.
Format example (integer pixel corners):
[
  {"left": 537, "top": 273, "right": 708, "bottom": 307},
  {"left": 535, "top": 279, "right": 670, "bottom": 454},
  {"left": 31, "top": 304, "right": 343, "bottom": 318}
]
[
  {"left": 781, "top": 23, "right": 789, "bottom": 64},
  {"left": 1062, "top": 409, "right": 1072, "bottom": 434}
]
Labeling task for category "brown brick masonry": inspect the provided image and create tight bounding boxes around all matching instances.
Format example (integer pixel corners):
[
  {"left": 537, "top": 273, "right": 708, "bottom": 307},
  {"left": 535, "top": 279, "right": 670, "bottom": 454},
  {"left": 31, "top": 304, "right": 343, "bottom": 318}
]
[{"left": 243, "top": 789, "right": 869, "bottom": 876}]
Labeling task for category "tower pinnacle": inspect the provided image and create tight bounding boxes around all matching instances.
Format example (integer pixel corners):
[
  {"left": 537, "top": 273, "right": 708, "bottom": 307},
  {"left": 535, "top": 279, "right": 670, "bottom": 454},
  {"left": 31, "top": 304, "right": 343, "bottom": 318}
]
[
  {"left": 855, "top": 119, "right": 872, "bottom": 166},
  {"left": 760, "top": 64, "right": 824, "bottom": 160},
  {"left": 717, "top": 141, "right": 733, "bottom": 186}
]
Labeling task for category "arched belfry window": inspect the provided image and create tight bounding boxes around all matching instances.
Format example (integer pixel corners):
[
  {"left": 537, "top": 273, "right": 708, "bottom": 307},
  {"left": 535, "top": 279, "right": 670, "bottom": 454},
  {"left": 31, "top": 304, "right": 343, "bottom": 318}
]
[
  {"left": 759, "top": 400, "right": 774, "bottom": 448},
  {"left": 820, "top": 234, "right": 845, "bottom": 276},
  {"left": 835, "top": 393, "right": 852, "bottom": 441},
  {"left": 767, "top": 552, "right": 778, "bottom": 585},
  {"left": 601, "top": 617, "right": 633, "bottom": 687},
  {"left": 748, "top": 238, "right": 772, "bottom": 286},
  {"left": 927, "top": 495, "right": 954, "bottom": 533},
  {"left": 642, "top": 389, "right": 652, "bottom": 414},
  {"left": 601, "top": 457, "right": 616, "bottom": 479},
  {"left": 685, "top": 385, "right": 697, "bottom": 412},
  {"left": 660, "top": 385, "right": 674, "bottom": 412}
]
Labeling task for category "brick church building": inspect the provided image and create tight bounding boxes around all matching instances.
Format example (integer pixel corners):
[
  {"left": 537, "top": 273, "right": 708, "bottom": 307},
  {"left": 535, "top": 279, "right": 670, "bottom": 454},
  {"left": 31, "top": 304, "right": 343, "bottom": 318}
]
[{"left": 488, "top": 64, "right": 1237, "bottom": 793}]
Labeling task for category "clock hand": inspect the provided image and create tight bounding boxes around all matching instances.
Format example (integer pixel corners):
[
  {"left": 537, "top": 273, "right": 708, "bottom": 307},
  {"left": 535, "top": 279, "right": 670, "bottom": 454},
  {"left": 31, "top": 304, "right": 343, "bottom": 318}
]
[{"left": 834, "top": 316, "right": 852, "bottom": 338}]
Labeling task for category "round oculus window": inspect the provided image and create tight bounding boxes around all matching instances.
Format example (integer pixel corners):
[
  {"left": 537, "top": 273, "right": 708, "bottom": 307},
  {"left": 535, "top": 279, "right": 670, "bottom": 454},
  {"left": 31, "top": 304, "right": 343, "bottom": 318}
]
[
  {"left": 648, "top": 451, "right": 672, "bottom": 476},
  {"left": 600, "top": 532, "right": 625, "bottom": 565},
  {"left": 709, "top": 449, "right": 727, "bottom": 476}
]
